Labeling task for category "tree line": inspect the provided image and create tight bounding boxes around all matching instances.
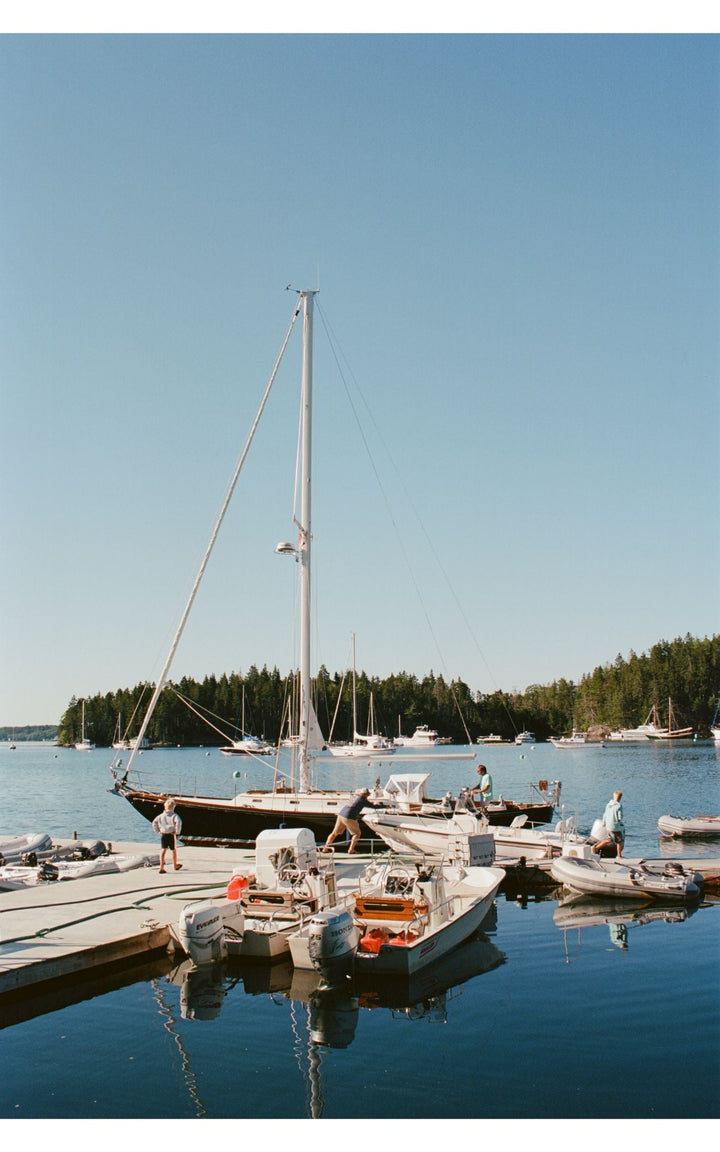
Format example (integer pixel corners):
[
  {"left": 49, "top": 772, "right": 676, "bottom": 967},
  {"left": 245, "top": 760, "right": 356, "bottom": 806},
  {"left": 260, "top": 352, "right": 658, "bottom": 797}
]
[{"left": 56, "top": 633, "right": 720, "bottom": 748}]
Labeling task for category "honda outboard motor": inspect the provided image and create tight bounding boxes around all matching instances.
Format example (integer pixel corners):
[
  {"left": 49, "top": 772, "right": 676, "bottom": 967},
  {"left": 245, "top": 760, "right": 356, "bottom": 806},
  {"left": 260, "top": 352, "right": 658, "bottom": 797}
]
[{"left": 307, "top": 908, "right": 359, "bottom": 978}]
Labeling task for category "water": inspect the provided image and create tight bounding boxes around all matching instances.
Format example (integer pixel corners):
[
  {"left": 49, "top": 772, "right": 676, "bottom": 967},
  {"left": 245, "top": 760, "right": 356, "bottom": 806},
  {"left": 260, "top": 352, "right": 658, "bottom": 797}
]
[{"left": 1, "top": 740, "right": 719, "bottom": 1120}]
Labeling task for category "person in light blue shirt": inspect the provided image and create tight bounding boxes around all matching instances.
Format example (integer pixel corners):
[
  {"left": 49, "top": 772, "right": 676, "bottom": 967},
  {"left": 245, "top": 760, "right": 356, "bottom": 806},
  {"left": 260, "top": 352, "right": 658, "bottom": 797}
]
[
  {"left": 471, "top": 765, "right": 493, "bottom": 805},
  {"left": 594, "top": 790, "right": 625, "bottom": 858}
]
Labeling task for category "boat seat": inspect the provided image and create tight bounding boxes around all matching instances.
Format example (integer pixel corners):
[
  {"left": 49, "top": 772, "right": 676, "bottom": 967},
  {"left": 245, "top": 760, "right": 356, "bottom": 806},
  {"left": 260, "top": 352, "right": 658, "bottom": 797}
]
[
  {"left": 354, "top": 895, "right": 421, "bottom": 922},
  {"left": 243, "top": 889, "right": 316, "bottom": 911},
  {"left": 510, "top": 815, "right": 528, "bottom": 828}
]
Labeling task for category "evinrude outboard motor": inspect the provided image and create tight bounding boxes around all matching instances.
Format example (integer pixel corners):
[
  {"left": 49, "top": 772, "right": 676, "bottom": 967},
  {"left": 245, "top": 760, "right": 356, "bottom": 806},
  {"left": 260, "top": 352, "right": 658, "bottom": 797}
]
[
  {"left": 307, "top": 908, "right": 359, "bottom": 979},
  {"left": 177, "top": 900, "right": 230, "bottom": 967}
]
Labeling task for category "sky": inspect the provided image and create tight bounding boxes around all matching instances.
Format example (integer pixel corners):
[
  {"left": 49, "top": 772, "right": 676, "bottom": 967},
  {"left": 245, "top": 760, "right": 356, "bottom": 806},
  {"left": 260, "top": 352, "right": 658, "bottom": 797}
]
[{"left": 1, "top": 27, "right": 718, "bottom": 726}]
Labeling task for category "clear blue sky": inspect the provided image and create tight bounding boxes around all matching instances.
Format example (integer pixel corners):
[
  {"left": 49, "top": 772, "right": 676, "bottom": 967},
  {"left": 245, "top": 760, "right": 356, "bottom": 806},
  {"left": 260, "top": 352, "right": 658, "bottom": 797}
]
[{"left": 2, "top": 32, "right": 718, "bottom": 726}]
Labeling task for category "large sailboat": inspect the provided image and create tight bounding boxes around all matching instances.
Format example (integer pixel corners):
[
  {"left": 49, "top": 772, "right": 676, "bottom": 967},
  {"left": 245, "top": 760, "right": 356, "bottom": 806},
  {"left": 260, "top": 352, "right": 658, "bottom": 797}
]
[
  {"left": 111, "top": 292, "right": 414, "bottom": 843},
  {"left": 111, "top": 292, "right": 554, "bottom": 843}
]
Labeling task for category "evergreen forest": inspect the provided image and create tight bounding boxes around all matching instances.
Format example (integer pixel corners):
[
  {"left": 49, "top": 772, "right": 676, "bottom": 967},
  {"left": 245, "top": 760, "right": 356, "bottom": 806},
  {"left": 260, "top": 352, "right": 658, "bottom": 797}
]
[{"left": 56, "top": 634, "right": 720, "bottom": 747}]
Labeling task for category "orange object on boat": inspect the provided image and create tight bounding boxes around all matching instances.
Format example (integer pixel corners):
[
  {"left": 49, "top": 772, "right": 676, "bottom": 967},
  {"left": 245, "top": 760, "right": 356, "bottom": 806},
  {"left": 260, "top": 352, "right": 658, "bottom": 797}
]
[
  {"left": 226, "top": 873, "right": 250, "bottom": 900},
  {"left": 359, "top": 928, "right": 390, "bottom": 953},
  {"left": 389, "top": 930, "right": 418, "bottom": 946}
]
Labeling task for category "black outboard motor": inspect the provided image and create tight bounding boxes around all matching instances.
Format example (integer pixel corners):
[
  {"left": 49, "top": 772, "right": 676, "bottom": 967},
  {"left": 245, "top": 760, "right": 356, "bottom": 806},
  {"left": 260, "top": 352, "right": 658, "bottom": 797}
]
[{"left": 37, "top": 861, "right": 59, "bottom": 882}]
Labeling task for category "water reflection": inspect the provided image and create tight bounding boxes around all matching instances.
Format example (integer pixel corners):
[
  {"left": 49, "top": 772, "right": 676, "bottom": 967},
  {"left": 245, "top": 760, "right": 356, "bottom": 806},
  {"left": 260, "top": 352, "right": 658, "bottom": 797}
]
[
  {"left": 554, "top": 894, "right": 697, "bottom": 958},
  {"left": 166, "top": 928, "right": 506, "bottom": 1118}
]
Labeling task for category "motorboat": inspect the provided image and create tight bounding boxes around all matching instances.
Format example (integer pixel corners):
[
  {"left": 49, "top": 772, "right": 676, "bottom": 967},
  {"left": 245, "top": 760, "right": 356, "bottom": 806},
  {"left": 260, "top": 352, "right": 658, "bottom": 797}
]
[
  {"left": 514, "top": 731, "right": 535, "bottom": 744},
  {"left": 549, "top": 730, "right": 602, "bottom": 749},
  {"left": 394, "top": 723, "right": 439, "bottom": 747},
  {"left": 550, "top": 843, "right": 703, "bottom": 904},
  {"left": 363, "top": 805, "right": 592, "bottom": 862},
  {"left": 289, "top": 855, "right": 505, "bottom": 977},
  {"left": 175, "top": 828, "right": 369, "bottom": 966},
  {"left": 657, "top": 814, "right": 720, "bottom": 839},
  {"left": 378, "top": 773, "right": 562, "bottom": 828},
  {"left": 219, "top": 735, "right": 274, "bottom": 756}
]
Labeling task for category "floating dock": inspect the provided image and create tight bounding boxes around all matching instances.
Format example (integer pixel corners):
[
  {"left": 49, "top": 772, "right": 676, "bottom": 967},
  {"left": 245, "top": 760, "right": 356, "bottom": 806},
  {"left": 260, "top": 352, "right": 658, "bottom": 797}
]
[{"left": 1, "top": 839, "right": 718, "bottom": 1011}]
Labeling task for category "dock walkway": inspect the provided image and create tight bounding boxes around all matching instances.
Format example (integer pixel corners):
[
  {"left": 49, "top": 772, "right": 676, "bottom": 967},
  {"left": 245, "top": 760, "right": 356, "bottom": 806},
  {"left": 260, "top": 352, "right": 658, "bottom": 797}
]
[{"left": 0, "top": 840, "right": 252, "bottom": 1000}]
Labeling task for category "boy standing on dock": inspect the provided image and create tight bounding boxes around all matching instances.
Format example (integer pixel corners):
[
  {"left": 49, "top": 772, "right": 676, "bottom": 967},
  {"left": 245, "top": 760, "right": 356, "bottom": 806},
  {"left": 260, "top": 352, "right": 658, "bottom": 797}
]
[{"left": 153, "top": 798, "right": 183, "bottom": 873}]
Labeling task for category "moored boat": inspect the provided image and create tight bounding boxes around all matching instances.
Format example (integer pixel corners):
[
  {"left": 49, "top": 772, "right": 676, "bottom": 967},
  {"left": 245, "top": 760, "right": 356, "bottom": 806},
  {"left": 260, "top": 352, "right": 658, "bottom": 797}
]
[
  {"left": 394, "top": 723, "right": 440, "bottom": 748},
  {"left": 175, "top": 828, "right": 368, "bottom": 965},
  {"left": 290, "top": 855, "right": 505, "bottom": 977},
  {"left": 644, "top": 699, "right": 694, "bottom": 741},
  {"left": 550, "top": 844, "right": 703, "bottom": 903},
  {"left": 657, "top": 814, "right": 720, "bottom": 839}
]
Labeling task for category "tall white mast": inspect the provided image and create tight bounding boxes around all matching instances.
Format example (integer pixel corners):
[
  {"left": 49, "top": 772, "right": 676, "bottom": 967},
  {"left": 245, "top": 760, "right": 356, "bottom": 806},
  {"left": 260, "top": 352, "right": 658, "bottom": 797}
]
[{"left": 298, "top": 290, "right": 316, "bottom": 791}]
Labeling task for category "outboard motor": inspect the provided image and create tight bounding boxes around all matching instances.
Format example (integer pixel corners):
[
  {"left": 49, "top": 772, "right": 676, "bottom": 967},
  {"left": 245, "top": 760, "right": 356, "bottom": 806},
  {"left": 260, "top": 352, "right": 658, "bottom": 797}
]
[
  {"left": 178, "top": 900, "right": 233, "bottom": 967},
  {"left": 307, "top": 909, "right": 359, "bottom": 978}
]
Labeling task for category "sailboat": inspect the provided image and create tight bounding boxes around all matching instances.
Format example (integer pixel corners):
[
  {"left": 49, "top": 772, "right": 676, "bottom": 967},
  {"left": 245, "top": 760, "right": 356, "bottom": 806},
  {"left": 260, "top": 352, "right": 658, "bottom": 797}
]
[
  {"left": 645, "top": 699, "right": 694, "bottom": 741},
  {"left": 111, "top": 290, "right": 429, "bottom": 843},
  {"left": 75, "top": 701, "right": 95, "bottom": 751},
  {"left": 220, "top": 688, "right": 273, "bottom": 756},
  {"left": 327, "top": 635, "right": 395, "bottom": 758}
]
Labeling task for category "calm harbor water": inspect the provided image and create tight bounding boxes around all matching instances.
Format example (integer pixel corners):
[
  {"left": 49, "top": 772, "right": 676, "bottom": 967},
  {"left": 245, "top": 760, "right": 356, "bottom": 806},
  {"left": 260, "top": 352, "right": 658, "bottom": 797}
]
[{"left": 1, "top": 740, "right": 718, "bottom": 1120}]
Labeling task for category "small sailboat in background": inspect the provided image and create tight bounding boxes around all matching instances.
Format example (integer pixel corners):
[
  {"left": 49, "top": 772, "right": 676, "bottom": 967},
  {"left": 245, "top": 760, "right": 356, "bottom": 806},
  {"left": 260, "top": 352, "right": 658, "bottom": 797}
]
[
  {"left": 220, "top": 688, "right": 273, "bottom": 756},
  {"left": 327, "top": 639, "right": 395, "bottom": 758},
  {"left": 75, "top": 701, "right": 95, "bottom": 751}
]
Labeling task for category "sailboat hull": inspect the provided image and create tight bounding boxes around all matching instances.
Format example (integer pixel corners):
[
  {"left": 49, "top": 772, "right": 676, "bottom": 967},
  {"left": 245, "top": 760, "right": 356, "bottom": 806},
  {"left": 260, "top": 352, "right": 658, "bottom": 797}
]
[{"left": 115, "top": 782, "right": 557, "bottom": 845}]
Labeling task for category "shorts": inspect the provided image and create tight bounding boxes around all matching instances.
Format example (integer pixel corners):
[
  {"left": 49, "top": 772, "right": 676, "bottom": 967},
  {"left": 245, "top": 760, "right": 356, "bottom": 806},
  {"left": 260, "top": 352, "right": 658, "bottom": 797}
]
[
  {"left": 331, "top": 815, "right": 361, "bottom": 837},
  {"left": 608, "top": 831, "right": 624, "bottom": 846},
  {"left": 160, "top": 833, "right": 176, "bottom": 849}
]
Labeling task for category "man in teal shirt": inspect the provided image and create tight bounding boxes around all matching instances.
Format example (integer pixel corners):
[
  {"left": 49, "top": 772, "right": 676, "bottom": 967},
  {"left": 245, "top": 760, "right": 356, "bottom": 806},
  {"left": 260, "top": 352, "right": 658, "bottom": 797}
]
[{"left": 472, "top": 765, "right": 493, "bottom": 805}]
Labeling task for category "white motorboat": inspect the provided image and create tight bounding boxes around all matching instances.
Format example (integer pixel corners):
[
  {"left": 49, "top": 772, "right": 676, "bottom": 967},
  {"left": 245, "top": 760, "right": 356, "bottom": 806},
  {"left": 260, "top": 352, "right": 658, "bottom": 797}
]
[
  {"left": 515, "top": 731, "right": 535, "bottom": 744},
  {"left": 219, "top": 735, "right": 274, "bottom": 756},
  {"left": 363, "top": 806, "right": 592, "bottom": 862},
  {"left": 290, "top": 855, "right": 505, "bottom": 977},
  {"left": 394, "top": 723, "right": 439, "bottom": 747},
  {"left": 549, "top": 730, "right": 601, "bottom": 749},
  {"left": 175, "top": 828, "right": 368, "bottom": 966},
  {"left": 550, "top": 844, "right": 703, "bottom": 904},
  {"left": 657, "top": 814, "right": 720, "bottom": 839}
]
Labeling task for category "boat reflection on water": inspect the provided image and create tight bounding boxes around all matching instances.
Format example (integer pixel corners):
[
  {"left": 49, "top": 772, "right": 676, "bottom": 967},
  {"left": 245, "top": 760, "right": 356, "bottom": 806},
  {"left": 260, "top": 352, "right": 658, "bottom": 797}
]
[
  {"left": 553, "top": 894, "right": 697, "bottom": 957},
  {"left": 169, "top": 928, "right": 505, "bottom": 1116},
  {"left": 171, "top": 926, "right": 506, "bottom": 1029}
]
